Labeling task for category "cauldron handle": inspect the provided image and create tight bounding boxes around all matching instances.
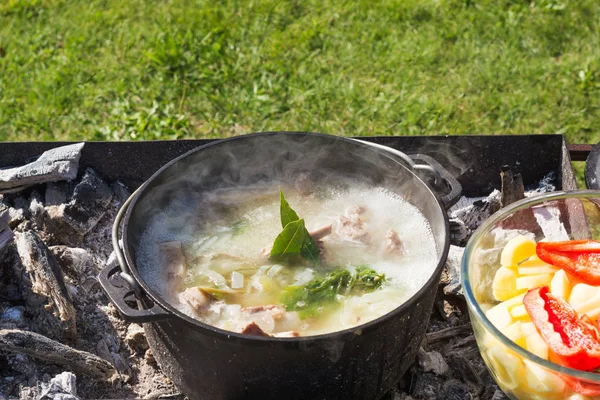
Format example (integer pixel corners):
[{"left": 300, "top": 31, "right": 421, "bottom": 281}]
[
  {"left": 97, "top": 188, "right": 171, "bottom": 323},
  {"left": 352, "top": 139, "right": 462, "bottom": 208},
  {"left": 98, "top": 263, "right": 170, "bottom": 322}
]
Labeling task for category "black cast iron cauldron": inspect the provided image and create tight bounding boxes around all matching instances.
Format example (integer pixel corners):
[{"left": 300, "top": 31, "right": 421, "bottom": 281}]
[{"left": 98, "top": 132, "right": 462, "bottom": 400}]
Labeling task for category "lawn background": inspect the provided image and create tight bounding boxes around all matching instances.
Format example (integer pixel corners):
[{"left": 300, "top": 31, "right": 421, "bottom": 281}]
[{"left": 1, "top": 0, "right": 599, "bottom": 152}]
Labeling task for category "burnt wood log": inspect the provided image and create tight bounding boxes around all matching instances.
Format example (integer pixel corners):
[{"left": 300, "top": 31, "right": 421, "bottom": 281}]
[
  {"left": 62, "top": 168, "right": 113, "bottom": 234},
  {"left": 0, "top": 143, "right": 84, "bottom": 194},
  {"left": 500, "top": 165, "right": 525, "bottom": 207},
  {"left": 14, "top": 230, "right": 77, "bottom": 340},
  {"left": 0, "top": 329, "right": 115, "bottom": 379},
  {"left": 0, "top": 210, "right": 13, "bottom": 255}
]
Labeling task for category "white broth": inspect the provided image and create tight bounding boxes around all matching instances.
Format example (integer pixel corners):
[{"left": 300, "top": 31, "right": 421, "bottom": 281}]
[{"left": 137, "top": 184, "right": 438, "bottom": 337}]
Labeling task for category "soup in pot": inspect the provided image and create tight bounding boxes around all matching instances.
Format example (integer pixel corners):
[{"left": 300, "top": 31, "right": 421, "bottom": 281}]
[{"left": 137, "top": 182, "right": 438, "bottom": 337}]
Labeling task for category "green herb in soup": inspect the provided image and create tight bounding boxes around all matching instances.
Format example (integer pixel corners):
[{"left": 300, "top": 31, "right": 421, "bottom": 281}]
[
  {"left": 281, "top": 266, "right": 386, "bottom": 319},
  {"left": 270, "top": 190, "right": 320, "bottom": 264}
]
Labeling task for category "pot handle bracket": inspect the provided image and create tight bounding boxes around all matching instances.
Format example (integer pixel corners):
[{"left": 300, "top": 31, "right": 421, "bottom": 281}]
[
  {"left": 97, "top": 190, "right": 171, "bottom": 323},
  {"left": 98, "top": 263, "right": 170, "bottom": 323},
  {"left": 352, "top": 139, "right": 462, "bottom": 209},
  {"left": 409, "top": 154, "right": 462, "bottom": 209}
]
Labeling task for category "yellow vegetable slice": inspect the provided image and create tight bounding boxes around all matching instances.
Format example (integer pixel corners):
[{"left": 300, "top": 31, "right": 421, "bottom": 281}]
[
  {"left": 522, "top": 359, "right": 565, "bottom": 398},
  {"left": 569, "top": 283, "right": 600, "bottom": 308},
  {"left": 510, "top": 304, "right": 530, "bottom": 321},
  {"left": 493, "top": 267, "right": 525, "bottom": 301},
  {"left": 522, "top": 322, "right": 549, "bottom": 359},
  {"left": 517, "top": 255, "right": 560, "bottom": 275},
  {"left": 515, "top": 273, "right": 554, "bottom": 291},
  {"left": 550, "top": 269, "right": 572, "bottom": 300},
  {"left": 502, "top": 292, "right": 526, "bottom": 309},
  {"left": 486, "top": 303, "right": 514, "bottom": 330},
  {"left": 503, "top": 321, "right": 526, "bottom": 348},
  {"left": 486, "top": 345, "right": 525, "bottom": 391},
  {"left": 500, "top": 235, "right": 536, "bottom": 267}
]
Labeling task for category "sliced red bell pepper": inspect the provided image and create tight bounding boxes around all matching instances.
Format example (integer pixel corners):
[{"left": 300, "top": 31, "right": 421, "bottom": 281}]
[
  {"left": 523, "top": 286, "right": 600, "bottom": 371},
  {"left": 537, "top": 241, "right": 600, "bottom": 285},
  {"left": 537, "top": 240, "right": 600, "bottom": 253},
  {"left": 580, "top": 314, "right": 600, "bottom": 341},
  {"left": 562, "top": 375, "right": 600, "bottom": 396}
]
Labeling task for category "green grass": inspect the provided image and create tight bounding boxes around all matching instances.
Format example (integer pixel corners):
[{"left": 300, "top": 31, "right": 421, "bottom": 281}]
[{"left": 0, "top": 0, "right": 599, "bottom": 145}]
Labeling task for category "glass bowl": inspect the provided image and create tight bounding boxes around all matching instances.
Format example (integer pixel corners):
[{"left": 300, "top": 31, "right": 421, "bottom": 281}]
[{"left": 463, "top": 190, "right": 600, "bottom": 400}]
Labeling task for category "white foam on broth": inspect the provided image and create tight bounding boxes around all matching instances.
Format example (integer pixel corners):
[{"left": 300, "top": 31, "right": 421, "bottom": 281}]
[{"left": 137, "top": 183, "right": 439, "bottom": 336}]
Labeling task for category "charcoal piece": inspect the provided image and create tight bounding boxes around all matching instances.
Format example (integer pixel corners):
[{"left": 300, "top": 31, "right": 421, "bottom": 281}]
[
  {"left": 525, "top": 171, "right": 556, "bottom": 196},
  {"left": 110, "top": 181, "right": 131, "bottom": 205},
  {"left": 448, "top": 355, "right": 483, "bottom": 394},
  {"left": 14, "top": 231, "right": 76, "bottom": 340},
  {"left": 2, "top": 284, "right": 21, "bottom": 302},
  {"left": 440, "top": 245, "right": 464, "bottom": 297},
  {"left": 532, "top": 205, "right": 570, "bottom": 241},
  {"left": 437, "top": 379, "right": 471, "bottom": 400},
  {"left": 417, "top": 347, "right": 449, "bottom": 376},
  {"left": 410, "top": 372, "right": 444, "bottom": 400},
  {"left": 491, "top": 389, "right": 509, "bottom": 400},
  {"left": 426, "top": 325, "right": 472, "bottom": 345},
  {"left": 0, "top": 196, "right": 8, "bottom": 214},
  {"left": 62, "top": 168, "right": 113, "bottom": 234},
  {"left": 111, "top": 351, "right": 132, "bottom": 376},
  {"left": 45, "top": 181, "right": 73, "bottom": 207},
  {"left": 0, "top": 307, "right": 26, "bottom": 327},
  {"left": 8, "top": 353, "right": 36, "bottom": 377},
  {"left": 39, "top": 371, "right": 78, "bottom": 400},
  {"left": 28, "top": 191, "right": 44, "bottom": 229},
  {"left": 0, "top": 143, "right": 84, "bottom": 194},
  {"left": 124, "top": 324, "right": 148, "bottom": 354},
  {"left": 42, "top": 205, "right": 83, "bottom": 247},
  {"left": 500, "top": 165, "right": 524, "bottom": 207},
  {"left": 0, "top": 376, "right": 18, "bottom": 399},
  {"left": 0, "top": 329, "right": 115, "bottom": 379},
  {"left": 144, "top": 348, "right": 156, "bottom": 367},
  {"left": 49, "top": 246, "right": 94, "bottom": 279},
  {"left": 448, "top": 190, "right": 501, "bottom": 246},
  {"left": 0, "top": 211, "right": 13, "bottom": 255},
  {"left": 96, "top": 338, "right": 112, "bottom": 363},
  {"left": 3, "top": 207, "right": 26, "bottom": 229}
]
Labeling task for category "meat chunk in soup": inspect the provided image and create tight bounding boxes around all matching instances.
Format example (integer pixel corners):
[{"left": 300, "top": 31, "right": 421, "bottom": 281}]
[
  {"left": 240, "top": 322, "right": 271, "bottom": 337},
  {"left": 180, "top": 287, "right": 213, "bottom": 314},
  {"left": 384, "top": 229, "right": 403, "bottom": 253},
  {"left": 338, "top": 206, "right": 370, "bottom": 243}
]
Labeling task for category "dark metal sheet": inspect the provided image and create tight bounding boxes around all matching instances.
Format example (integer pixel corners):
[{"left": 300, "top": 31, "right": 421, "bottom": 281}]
[{"left": 0, "top": 134, "right": 577, "bottom": 195}]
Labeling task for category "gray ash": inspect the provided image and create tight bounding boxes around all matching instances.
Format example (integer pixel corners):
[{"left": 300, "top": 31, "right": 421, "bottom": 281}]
[{"left": 0, "top": 169, "right": 181, "bottom": 400}]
